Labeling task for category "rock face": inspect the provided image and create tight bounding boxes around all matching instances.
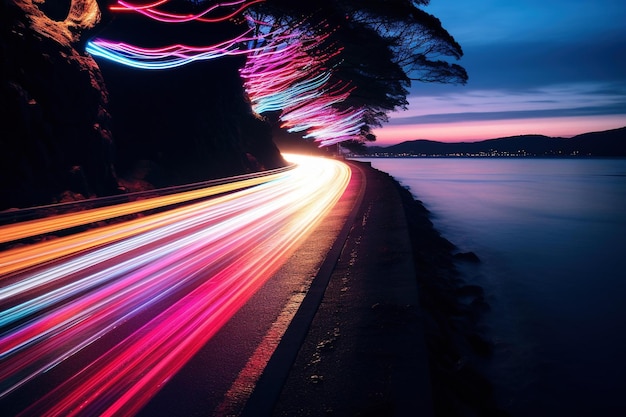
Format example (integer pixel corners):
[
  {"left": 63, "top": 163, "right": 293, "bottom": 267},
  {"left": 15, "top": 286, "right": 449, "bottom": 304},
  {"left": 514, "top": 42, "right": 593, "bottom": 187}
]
[
  {"left": 2, "top": 0, "right": 119, "bottom": 209},
  {"left": 1, "top": 0, "right": 286, "bottom": 210}
]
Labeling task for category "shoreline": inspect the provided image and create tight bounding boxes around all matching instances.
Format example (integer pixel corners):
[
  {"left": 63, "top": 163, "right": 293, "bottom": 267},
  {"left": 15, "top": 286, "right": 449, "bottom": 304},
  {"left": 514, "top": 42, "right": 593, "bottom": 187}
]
[
  {"left": 2, "top": 158, "right": 509, "bottom": 416},
  {"left": 389, "top": 167, "right": 509, "bottom": 416},
  {"left": 270, "top": 160, "right": 509, "bottom": 416}
]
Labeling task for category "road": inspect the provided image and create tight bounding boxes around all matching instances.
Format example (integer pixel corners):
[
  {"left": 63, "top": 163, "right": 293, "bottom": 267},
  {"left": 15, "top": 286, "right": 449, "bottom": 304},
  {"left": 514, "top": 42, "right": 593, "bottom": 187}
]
[{"left": 0, "top": 154, "right": 357, "bottom": 417}]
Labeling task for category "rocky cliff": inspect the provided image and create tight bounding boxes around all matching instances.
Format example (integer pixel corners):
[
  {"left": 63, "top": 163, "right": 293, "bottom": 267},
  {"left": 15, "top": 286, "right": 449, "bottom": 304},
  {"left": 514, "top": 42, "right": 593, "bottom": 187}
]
[{"left": 1, "top": 0, "right": 285, "bottom": 211}]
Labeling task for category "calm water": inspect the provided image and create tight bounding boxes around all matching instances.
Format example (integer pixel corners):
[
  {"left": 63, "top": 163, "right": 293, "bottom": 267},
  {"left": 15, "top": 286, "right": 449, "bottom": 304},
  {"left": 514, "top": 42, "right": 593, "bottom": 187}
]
[{"left": 355, "top": 157, "right": 626, "bottom": 416}]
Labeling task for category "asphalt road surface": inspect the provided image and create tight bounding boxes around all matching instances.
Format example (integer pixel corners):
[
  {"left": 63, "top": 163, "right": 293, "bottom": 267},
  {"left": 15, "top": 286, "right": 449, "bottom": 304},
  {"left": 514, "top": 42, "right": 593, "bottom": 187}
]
[{"left": 0, "top": 154, "right": 359, "bottom": 417}]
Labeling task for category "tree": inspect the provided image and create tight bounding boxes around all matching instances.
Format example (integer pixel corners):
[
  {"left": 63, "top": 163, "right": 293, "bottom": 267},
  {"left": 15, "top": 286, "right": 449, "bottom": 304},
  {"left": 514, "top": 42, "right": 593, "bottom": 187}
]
[
  {"left": 245, "top": 0, "right": 467, "bottom": 146},
  {"left": 80, "top": 0, "right": 466, "bottom": 147}
]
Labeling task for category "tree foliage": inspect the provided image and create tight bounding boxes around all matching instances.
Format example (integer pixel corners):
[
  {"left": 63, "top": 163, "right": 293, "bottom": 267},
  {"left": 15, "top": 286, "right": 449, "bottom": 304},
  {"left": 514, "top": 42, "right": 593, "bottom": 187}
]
[
  {"left": 89, "top": 0, "right": 466, "bottom": 146},
  {"left": 247, "top": 0, "right": 467, "bottom": 144}
]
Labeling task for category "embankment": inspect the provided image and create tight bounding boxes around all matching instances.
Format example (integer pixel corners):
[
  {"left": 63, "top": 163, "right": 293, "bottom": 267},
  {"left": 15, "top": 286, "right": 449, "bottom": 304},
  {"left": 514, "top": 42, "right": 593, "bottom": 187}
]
[
  {"left": 270, "top": 160, "right": 509, "bottom": 416},
  {"left": 390, "top": 165, "right": 509, "bottom": 417}
]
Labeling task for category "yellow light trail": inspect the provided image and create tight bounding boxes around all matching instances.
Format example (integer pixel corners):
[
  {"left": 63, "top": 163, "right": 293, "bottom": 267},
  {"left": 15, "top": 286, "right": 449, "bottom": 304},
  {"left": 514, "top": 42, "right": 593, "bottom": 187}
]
[
  {"left": 0, "top": 154, "right": 352, "bottom": 417},
  {"left": 0, "top": 171, "right": 288, "bottom": 246}
]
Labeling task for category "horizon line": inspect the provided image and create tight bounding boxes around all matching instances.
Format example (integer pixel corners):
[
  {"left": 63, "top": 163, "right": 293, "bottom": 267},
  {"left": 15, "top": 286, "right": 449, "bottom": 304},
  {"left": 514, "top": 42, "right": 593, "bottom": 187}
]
[{"left": 367, "top": 125, "right": 626, "bottom": 147}]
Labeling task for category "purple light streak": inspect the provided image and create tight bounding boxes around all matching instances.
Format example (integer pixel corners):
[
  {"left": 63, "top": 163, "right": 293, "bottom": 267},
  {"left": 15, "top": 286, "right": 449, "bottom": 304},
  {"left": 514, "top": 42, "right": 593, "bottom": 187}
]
[
  {"left": 111, "top": 0, "right": 265, "bottom": 23},
  {"left": 0, "top": 155, "right": 351, "bottom": 416},
  {"left": 85, "top": 0, "right": 369, "bottom": 146}
]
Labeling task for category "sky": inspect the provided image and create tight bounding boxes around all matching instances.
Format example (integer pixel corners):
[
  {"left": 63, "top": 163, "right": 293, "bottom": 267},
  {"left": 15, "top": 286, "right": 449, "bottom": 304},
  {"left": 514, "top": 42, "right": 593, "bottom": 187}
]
[{"left": 372, "top": 0, "right": 626, "bottom": 145}]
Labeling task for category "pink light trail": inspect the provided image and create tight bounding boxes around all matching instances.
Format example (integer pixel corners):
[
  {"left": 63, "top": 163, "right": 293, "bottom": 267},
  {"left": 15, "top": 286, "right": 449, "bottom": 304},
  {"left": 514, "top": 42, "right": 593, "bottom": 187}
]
[
  {"left": 240, "top": 20, "right": 366, "bottom": 146},
  {"left": 86, "top": 0, "right": 369, "bottom": 146},
  {"left": 86, "top": 29, "right": 257, "bottom": 69},
  {"left": 110, "top": 0, "right": 265, "bottom": 23},
  {"left": 86, "top": 0, "right": 268, "bottom": 69},
  {"left": 0, "top": 155, "right": 351, "bottom": 417}
]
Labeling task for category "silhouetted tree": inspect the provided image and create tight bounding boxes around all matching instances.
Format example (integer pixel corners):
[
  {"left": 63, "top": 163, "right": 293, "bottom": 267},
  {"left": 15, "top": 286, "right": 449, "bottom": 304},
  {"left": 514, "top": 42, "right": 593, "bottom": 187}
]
[{"left": 247, "top": 0, "right": 467, "bottom": 144}]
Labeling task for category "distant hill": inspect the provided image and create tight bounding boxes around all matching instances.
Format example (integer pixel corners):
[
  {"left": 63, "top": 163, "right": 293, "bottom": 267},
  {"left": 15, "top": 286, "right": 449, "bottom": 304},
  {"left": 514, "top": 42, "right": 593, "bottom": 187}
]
[{"left": 364, "top": 126, "right": 626, "bottom": 157}]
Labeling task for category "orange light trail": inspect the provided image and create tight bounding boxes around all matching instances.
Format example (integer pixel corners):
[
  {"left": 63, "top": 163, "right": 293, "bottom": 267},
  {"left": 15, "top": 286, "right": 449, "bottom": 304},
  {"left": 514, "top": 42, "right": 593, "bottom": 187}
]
[
  {"left": 0, "top": 155, "right": 350, "bottom": 417},
  {"left": 0, "top": 171, "right": 286, "bottom": 247}
]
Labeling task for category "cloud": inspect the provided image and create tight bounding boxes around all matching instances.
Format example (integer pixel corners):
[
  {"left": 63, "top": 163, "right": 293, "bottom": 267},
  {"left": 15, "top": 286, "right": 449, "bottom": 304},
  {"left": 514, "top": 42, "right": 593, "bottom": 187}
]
[
  {"left": 372, "top": 1, "right": 626, "bottom": 144},
  {"left": 390, "top": 82, "right": 626, "bottom": 125},
  {"left": 377, "top": 81, "right": 626, "bottom": 143},
  {"left": 418, "top": 36, "right": 626, "bottom": 93},
  {"left": 373, "top": 115, "right": 626, "bottom": 144},
  {"left": 400, "top": 2, "right": 626, "bottom": 125}
]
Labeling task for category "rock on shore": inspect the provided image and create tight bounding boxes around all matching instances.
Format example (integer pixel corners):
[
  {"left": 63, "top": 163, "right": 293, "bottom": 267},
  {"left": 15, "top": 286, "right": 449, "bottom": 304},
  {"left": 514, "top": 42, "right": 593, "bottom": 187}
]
[
  {"left": 270, "top": 161, "right": 508, "bottom": 417},
  {"left": 392, "top": 170, "right": 509, "bottom": 417}
]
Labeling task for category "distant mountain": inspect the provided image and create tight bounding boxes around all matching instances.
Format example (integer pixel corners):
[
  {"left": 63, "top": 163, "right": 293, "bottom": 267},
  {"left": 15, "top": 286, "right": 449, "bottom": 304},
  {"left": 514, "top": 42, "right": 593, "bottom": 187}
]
[{"left": 364, "top": 127, "right": 626, "bottom": 157}]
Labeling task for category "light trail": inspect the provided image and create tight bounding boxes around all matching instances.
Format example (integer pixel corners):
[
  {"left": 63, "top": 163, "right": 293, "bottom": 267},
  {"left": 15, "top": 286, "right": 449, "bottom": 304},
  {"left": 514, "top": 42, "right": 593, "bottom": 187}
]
[
  {"left": 111, "top": 0, "right": 266, "bottom": 24},
  {"left": 0, "top": 154, "right": 351, "bottom": 417},
  {"left": 0, "top": 170, "right": 286, "bottom": 248},
  {"left": 240, "top": 18, "right": 366, "bottom": 146},
  {"left": 86, "top": 0, "right": 269, "bottom": 70},
  {"left": 86, "top": 0, "right": 368, "bottom": 146},
  {"left": 85, "top": 30, "right": 256, "bottom": 70}
]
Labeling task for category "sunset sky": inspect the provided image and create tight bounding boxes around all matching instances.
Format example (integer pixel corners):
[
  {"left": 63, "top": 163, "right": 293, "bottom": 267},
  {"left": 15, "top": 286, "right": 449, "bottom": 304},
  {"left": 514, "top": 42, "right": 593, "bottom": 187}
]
[{"left": 372, "top": 0, "right": 626, "bottom": 145}]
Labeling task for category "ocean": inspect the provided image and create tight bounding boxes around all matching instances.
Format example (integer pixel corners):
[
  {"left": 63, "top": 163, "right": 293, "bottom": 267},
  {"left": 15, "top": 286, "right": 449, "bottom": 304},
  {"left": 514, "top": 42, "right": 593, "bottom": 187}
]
[{"left": 353, "top": 157, "right": 626, "bottom": 416}]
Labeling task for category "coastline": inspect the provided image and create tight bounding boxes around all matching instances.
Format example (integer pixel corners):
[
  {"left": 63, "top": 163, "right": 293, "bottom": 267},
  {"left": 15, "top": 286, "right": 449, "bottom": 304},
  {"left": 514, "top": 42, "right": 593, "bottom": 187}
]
[
  {"left": 1, "top": 158, "right": 508, "bottom": 415},
  {"left": 270, "top": 160, "right": 508, "bottom": 416},
  {"left": 391, "top": 167, "right": 508, "bottom": 416}
]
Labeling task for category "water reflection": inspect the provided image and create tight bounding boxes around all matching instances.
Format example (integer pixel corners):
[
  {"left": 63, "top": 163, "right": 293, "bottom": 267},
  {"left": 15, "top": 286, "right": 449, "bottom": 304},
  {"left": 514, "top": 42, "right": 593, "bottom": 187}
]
[{"left": 356, "top": 157, "right": 626, "bottom": 416}]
